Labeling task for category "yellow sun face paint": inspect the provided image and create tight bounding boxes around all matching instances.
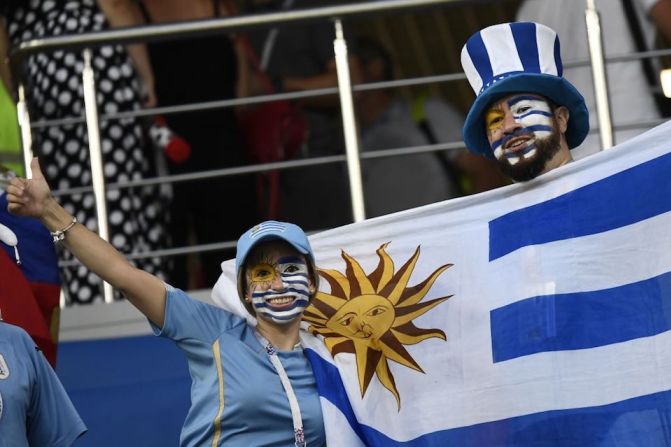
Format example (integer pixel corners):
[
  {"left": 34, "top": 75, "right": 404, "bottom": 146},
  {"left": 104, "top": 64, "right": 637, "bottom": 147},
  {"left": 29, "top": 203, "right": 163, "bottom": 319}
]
[{"left": 248, "top": 263, "right": 277, "bottom": 285}]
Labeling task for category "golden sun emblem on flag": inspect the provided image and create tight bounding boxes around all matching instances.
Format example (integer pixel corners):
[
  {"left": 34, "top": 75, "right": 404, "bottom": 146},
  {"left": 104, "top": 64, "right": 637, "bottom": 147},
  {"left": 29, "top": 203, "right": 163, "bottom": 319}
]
[{"left": 303, "top": 243, "right": 453, "bottom": 409}]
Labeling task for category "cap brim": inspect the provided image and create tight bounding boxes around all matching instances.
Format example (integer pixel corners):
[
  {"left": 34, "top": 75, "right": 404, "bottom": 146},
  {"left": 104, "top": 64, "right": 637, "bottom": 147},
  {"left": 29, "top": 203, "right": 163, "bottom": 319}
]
[{"left": 462, "top": 74, "right": 589, "bottom": 158}]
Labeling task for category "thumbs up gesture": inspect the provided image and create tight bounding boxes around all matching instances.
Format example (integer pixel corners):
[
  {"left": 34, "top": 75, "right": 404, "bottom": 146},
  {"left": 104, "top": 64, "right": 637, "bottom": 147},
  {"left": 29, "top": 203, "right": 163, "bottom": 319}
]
[{"left": 6, "top": 158, "right": 53, "bottom": 219}]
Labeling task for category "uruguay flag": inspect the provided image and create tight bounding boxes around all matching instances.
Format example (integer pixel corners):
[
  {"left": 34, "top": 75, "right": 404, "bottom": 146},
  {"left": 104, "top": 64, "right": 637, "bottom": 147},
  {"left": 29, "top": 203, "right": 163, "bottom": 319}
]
[{"left": 213, "top": 121, "right": 671, "bottom": 446}]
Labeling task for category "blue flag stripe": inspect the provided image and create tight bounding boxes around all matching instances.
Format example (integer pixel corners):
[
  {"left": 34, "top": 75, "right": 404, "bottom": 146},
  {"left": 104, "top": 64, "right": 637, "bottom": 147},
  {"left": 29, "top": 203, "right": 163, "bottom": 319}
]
[
  {"left": 306, "top": 349, "right": 671, "bottom": 446},
  {"left": 490, "top": 270, "right": 671, "bottom": 363},
  {"left": 304, "top": 348, "right": 366, "bottom": 442},
  {"left": 488, "top": 151, "right": 671, "bottom": 261}
]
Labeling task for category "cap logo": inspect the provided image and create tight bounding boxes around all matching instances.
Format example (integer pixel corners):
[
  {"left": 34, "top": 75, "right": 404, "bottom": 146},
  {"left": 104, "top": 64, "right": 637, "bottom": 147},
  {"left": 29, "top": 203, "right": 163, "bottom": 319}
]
[{"left": 250, "top": 222, "right": 286, "bottom": 239}]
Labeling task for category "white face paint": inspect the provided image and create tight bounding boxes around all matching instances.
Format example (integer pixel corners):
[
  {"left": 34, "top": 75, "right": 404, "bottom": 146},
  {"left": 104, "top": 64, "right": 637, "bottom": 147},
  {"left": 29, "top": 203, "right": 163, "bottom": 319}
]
[
  {"left": 247, "top": 256, "right": 311, "bottom": 324},
  {"left": 487, "top": 95, "right": 554, "bottom": 165}
]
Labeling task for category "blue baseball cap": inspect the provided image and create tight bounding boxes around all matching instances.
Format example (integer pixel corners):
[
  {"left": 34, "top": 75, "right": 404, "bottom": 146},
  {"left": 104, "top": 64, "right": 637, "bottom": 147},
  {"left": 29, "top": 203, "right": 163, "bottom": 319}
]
[
  {"left": 235, "top": 221, "right": 317, "bottom": 304},
  {"left": 460, "top": 22, "right": 589, "bottom": 158}
]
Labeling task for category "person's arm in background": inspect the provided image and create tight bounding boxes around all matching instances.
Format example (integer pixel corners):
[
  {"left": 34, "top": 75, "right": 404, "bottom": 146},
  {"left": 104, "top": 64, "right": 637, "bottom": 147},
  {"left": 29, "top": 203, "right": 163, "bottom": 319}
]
[
  {"left": 649, "top": 0, "right": 671, "bottom": 41},
  {"left": 0, "top": 17, "right": 13, "bottom": 95},
  {"left": 97, "top": 0, "right": 157, "bottom": 107}
]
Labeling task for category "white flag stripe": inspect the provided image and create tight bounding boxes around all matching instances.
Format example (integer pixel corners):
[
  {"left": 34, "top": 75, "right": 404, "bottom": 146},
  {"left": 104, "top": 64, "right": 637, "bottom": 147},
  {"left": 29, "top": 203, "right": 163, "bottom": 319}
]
[
  {"left": 319, "top": 399, "right": 366, "bottom": 447},
  {"left": 487, "top": 209, "right": 671, "bottom": 309}
]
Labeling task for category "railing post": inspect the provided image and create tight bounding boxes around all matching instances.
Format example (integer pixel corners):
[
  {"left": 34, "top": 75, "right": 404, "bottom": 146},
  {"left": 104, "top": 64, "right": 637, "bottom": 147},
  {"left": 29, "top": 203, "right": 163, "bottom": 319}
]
[
  {"left": 82, "top": 49, "right": 114, "bottom": 303},
  {"left": 333, "top": 19, "right": 366, "bottom": 223},
  {"left": 585, "top": 0, "right": 614, "bottom": 150},
  {"left": 16, "top": 83, "right": 34, "bottom": 178}
]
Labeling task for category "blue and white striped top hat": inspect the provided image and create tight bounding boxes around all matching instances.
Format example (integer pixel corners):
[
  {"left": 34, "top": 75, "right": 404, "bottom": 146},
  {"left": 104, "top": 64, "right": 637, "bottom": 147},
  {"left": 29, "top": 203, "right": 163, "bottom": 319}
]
[{"left": 461, "top": 22, "right": 589, "bottom": 157}]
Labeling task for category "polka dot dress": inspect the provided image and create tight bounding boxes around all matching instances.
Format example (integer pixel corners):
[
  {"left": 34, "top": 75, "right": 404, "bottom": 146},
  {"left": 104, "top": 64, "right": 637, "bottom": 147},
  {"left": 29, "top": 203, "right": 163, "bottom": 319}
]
[{"left": 6, "top": 0, "right": 171, "bottom": 304}]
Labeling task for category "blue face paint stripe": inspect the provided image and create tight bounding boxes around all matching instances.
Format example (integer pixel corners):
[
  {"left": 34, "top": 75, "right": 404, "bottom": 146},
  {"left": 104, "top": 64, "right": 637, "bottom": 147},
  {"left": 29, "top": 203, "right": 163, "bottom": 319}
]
[
  {"left": 523, "top": 124, "right": 553, "bottom": 133},
  {"left": 277, "top": 256, "right": 305, "bottom": 264},
  {"left": 507, "top": 95, "right": 547, "bottom": 107},
  {"left": 252, "top": 287, "right": 309, "bottom": 298},
  {"left": 282, "top": 280, "right": 309, "bottom": 287},
  {"left": 514, "top": 110, "right": 553, "bottom": 120},
  {"left": 492, "top": 125, "right": 550, "bottom": 151},
  {"left": 503, "top": 143, "right": 537, "bottom": 159},
  {"left": 492, "top": 138, "right": 504, "bottom": 150}
]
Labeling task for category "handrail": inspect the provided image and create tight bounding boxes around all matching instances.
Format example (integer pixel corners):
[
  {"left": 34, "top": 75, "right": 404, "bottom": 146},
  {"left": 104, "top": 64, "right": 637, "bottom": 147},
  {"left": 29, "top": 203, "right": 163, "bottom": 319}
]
[
  {"left": 25, "top": 45, "right": 671, "bottom": 130},
  {"left": 9, "top": 0, "right": 466, "bottom": 68}
]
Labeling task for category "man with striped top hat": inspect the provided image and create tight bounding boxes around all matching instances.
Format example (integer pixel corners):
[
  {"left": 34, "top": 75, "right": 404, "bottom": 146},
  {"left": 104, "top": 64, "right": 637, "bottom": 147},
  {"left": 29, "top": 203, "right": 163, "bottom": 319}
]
[{"left": 460, "top": 22, "right": 590, "bottom": 182}]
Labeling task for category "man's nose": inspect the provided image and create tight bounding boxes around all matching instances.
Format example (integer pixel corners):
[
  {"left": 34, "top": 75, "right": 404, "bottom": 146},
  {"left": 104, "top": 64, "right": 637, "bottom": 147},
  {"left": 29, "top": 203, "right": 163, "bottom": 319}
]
[{"left": 502, "top": 111, "right": 522, "bottom": 133}]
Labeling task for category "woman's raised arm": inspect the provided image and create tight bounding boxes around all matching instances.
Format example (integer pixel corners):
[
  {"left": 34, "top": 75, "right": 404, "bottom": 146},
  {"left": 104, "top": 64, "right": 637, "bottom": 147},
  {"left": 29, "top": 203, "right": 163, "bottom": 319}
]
[{"left": 6, "top": 158, "right": 167, "bottom": 326}]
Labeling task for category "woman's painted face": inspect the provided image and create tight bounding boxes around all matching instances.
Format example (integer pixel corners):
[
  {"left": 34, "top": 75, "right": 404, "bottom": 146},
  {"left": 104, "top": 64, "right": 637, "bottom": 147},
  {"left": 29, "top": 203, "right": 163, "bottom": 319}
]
[
  {"left": 485, "top": 94, "right": 555, "bottom": 165},
  {"left": 245, "top": 242, "right": 313, "bottom": 324}
]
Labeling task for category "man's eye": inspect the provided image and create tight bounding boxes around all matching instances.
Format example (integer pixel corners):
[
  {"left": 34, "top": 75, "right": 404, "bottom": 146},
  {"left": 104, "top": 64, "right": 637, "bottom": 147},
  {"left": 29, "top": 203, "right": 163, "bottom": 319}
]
[
  {"left": 487, "top": 116, "right": 503, "bottom": 128},
  {"left": 516, "top": 105, "right": 532, "bottom": 114}
]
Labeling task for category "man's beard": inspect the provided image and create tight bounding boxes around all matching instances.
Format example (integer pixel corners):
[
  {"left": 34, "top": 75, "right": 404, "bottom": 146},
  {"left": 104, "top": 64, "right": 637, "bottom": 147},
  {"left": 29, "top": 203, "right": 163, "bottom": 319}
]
[{"left": 495, "top": 126, "right": 562, "bottom": 182}]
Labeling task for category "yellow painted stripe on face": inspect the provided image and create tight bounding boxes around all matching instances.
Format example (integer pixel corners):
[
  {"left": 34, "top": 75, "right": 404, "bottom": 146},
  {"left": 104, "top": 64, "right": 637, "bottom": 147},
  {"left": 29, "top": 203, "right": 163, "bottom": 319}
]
[{"left": 211, "top": 339, "right": 225, "bottom": 447}]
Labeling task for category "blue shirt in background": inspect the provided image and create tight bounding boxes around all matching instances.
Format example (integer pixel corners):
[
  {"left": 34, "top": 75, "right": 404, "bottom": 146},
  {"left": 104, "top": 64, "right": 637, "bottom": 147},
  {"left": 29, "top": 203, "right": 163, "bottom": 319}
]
[{"left": 0, "top": 321, "right": 86, "bottom": 447}]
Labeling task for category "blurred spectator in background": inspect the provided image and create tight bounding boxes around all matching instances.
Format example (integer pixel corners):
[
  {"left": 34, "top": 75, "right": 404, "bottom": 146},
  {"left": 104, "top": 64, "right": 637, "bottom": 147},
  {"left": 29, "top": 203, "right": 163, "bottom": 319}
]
[
  {"left": 517, "top": 0, "right": 671, "bottom": 159},
  {"left": 355, "top": 36, "right": 507, "bottom": 217},
  {"left": 0, "top": 0, "right": 171, "bottom": 304},
  {"left": 0, "top": 316, "right": 86, "bottom": 446},
  {"left": 242, "top": 0, "right": 361, "bottom": 231},
  {"left": 132, "top": 0, "right": 257, "bottom": 290}
]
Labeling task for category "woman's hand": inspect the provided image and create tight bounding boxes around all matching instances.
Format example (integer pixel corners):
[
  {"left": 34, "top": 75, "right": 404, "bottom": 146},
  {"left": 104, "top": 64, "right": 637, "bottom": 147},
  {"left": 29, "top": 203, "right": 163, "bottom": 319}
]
[{"left": 6, "top": 158, "right": 52, "bottom": 219}]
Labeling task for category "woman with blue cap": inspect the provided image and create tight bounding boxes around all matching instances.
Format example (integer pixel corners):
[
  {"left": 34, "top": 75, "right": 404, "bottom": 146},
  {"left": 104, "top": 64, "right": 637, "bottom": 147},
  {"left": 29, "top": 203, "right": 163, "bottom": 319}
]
[{"left": 5, "top": 158, "right": 326, "bottom": 446}]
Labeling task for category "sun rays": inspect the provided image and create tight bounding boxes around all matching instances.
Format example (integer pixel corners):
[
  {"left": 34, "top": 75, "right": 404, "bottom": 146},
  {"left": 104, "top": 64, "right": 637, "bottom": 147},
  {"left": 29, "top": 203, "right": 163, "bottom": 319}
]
[{"left": 303, "top": 242, "right": 453, "bottom": 409}]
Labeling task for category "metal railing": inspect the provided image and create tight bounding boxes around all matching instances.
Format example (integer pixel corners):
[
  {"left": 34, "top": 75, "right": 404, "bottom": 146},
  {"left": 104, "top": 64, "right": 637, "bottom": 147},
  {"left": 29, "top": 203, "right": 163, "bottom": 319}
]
[{"left": 7, "top": 0, "right": 667, "bottom": 303}]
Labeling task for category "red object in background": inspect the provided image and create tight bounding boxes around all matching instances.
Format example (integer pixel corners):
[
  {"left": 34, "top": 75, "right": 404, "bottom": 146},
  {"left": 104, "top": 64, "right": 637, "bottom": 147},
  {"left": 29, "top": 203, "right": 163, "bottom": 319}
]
[
  {"left": 0, "top": 249, "right": 59, "bottom": 366},
  {"left": 150, "top": 115, "right": 191, "bottom": 164}
]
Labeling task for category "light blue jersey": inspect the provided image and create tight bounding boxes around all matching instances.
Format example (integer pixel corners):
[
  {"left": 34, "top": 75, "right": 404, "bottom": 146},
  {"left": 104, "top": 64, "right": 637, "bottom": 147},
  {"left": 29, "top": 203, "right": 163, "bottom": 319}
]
[
  {"left": 0, "top": 322, "right": 86, "bottom": 447},
  {"left": 154, "top": 287, "right": 326, "bottom": 447}
]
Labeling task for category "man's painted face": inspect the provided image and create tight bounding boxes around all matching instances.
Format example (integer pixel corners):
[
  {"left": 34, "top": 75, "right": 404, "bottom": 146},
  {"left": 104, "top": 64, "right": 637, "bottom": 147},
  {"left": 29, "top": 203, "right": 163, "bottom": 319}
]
[
  {"left": 245, "top": 243, "right": 312, "bottom": 325},
  {"left": 485, "top": 94, "right": 562, "bottom": 181}
]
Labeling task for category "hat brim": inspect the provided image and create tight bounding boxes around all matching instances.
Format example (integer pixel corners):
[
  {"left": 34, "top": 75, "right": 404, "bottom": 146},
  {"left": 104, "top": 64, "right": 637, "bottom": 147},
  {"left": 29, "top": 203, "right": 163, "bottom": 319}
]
[{"left": 462, "top": 73, "right": 589, "bottom": 158}]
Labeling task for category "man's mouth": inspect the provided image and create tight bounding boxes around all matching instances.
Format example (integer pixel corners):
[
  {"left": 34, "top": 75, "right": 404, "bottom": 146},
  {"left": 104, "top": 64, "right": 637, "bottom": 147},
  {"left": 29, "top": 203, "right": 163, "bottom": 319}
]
[{"left": 504, "top": 136, "right": 535, "bottom": 153}]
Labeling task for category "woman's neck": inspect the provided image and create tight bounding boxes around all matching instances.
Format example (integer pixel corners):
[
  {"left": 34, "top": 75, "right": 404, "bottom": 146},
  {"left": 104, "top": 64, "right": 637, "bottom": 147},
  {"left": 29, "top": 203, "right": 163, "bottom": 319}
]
[{"left": 255, "top": 317, "right": 301, "bottom": 351}]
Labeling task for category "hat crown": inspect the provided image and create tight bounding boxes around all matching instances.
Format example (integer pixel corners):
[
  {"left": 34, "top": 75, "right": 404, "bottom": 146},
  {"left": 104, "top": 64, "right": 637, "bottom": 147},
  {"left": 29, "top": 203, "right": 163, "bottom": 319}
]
[{"left": 461, "top": 22, "right": 563, "bottom": 96}]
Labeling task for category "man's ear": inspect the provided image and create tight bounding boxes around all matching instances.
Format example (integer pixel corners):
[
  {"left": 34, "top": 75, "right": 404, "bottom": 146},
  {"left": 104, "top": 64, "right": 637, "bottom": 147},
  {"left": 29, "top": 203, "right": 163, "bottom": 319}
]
[{"left": 554, "top": 106, "right": 570, "bottom": 134}]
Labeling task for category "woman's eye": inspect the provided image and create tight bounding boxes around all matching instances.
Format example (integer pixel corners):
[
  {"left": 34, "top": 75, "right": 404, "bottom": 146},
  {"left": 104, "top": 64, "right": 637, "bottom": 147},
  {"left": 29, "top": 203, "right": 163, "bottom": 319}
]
[
  {"left": 254, "top": 270, "right": 271, "bottom": 279},
  {"left": 517, "top": 105, "right": 531, "bottom": 114},
  {"left": 285, "top": 265, "right": 299, "bottom": 273},
  {"left": 249, "top": 263, "right": 276, "bottom": 282}
]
